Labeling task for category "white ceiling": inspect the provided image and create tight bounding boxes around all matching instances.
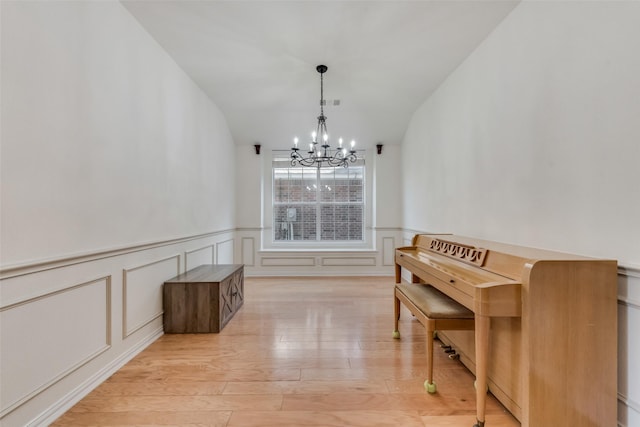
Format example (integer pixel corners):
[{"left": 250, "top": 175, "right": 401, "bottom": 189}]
[{"left": 121, "top": 0, "right": 519, "bottom": 150}]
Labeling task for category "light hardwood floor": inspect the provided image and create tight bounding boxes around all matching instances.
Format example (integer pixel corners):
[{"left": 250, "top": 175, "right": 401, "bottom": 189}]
[{"left": 53, "top": 276, "right": 520, "bottom": 427}]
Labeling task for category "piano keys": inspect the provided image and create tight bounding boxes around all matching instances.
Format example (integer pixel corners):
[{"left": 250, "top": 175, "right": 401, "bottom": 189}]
[{"left": 395, "top": 234, "right": 617, "bottom": 427}]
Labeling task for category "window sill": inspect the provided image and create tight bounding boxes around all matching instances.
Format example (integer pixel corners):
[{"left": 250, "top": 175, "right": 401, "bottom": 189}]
[{"left": 258, "top": 248, "right": 377, "bottom": 254}]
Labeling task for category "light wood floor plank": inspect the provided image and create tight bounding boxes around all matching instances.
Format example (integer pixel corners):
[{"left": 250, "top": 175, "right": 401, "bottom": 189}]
[
  {"left": 52, "top": 410, "right": 232, "bottom": 426},
  {"left": 222, "top": 380, "right": 389, "bottom": 395},
  {"left": 53, "top": 276, "right": 519, "bottom": 427},
  {"left": 227, "top": 410, "right": 427, "bottom": 427}
]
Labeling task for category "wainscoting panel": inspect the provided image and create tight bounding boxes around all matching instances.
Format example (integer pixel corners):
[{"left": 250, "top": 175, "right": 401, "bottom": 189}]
[
  {"left": 184, "top": 245, "right": 214, "bottom": 272},
  {"left": 261, "top": 257, "right": 316, "bottom": 267},
  {"left": 241, "top": 237, "right": 255, "bottom": 266},
  {"left": 382, "top": 237, "right": 396, "bottom": 266},
  {"left": 0, "top": 276, "right": 111, "bottom": 417},
  {"left": 122, "top": 255, "right": 180, "bottom": 338},
  {"left": 241, "top": 228, "right": 402, "bottom": 276},
  {"left": 216, "top": 239, "right": 234, "bottom": 264},
  {"left": 0, "top": 230, "right": 235, "bottom": 427},
  {"left": 618, "top": 266, "right": 640, "bottom": 427},
  {"left": 322, "top": 257, "right": 376, "bottom": 267}
]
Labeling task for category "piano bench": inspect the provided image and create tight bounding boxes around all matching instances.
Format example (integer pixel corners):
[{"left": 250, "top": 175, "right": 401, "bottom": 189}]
[{"left": 393, "top": 283, "right": 475, "bottom": 394}]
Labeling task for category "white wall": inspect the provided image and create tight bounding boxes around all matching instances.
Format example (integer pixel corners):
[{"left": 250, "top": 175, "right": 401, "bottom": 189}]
[
  {"left": 234, "top": 146, "right": 403, "bottom": 276},
  {"left": 401, "top": 2, "right": 640, "bottom": 425},
  {"left": 402, "top": 1, "right": 640, "bottom": 265},
  {"left": 0, "top": 1, "right": 236, "bottom": 426},
  {"left": 1, "top": 0, "right": 235, "bottom": 267}
]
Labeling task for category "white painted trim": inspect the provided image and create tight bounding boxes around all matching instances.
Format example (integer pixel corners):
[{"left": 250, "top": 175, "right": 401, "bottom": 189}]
[
  {"left": 241, "top": 237, "right": 256, "bottom": 266},
  {"left": 619, "top": 392, "right": 640, "bottom": 414},
  {"left": 215, "top": 239, "right": 235, "bottom": 264},
  {"left": 618, "top": 391, "right": 640, "bottom": 427},
  {"left": 184, "top": 244, "right": 215, "bottom": 272},
  {"left": 122, "top": 255, "right": 180, "bottom": 339},
  {"left": 257, "top": 249, "right": 379, "bottom": 254},
  {"left": 321, "top": 257, "right": 376, "bottom": 266},
  {"left": 382, "top": 236, "right": 396, "bottom": 266},
  {"left": 0, "top": 276, "right": 112, "bottom": 417},
  {"left": 620, "top": 265, "right": 640, "bottom": 278},
  {"left": 0, "top": 229, "right": 234, "bottom": 279},
  {"left": 260, "top": 257, "right": 316, "bottom": 267},
  {"left": 619, "top": 297, "right": 640, "bottom": 310},
  {"left": 246, "top": 269, "right": 393, "bottom": 278},
  {"left": 27, "top": 327, "right": 164, "bottom": 427}
]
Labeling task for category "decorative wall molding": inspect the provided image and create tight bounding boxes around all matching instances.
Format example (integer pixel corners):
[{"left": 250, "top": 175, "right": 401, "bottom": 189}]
[
  {"left": 0, "top": 276, "right": 111, "bottom": 418},
  {"left": 261, "top": 257, "right": 316, "bottom": 267},
  {"left": 30, "top": 326, "right": 164, "bottom": 427},
  {"left": 216, "top": 239, "right": 235, "bottom": 264},
  {"left": 619, "top": 392, "right": 640, "bottom": 414},
  {"left": 618, "top": 391, "right": 640, "bottom": 427},
  {"left": 620, "top": 265, "right": 640, "bottom": 279},
  {"left": 0, "top": 229, "right": 234, "bottom": 279},
  {"left": 321, "top": 257, "right": 376, "bottom": 267},
  {"left": 122, "top": 255, "right": 180, "bottom": 338},
  {"left": 382, "top": 237, "right": 396, "bottom": 266},
  {"left": 236, "top": 227, "right": 263, "bottom": 232},
  {"left": 184, "top": 244, "right": 215, "bottom": 272},
  {"left": 619, "top": 297, "right": 640, "bottom": 311},
  {"left": 241, "top": 237, "right": 255, "bottom": 266},
  {"left": 618, "top": 265, "right": 640, "bottom": 309}
]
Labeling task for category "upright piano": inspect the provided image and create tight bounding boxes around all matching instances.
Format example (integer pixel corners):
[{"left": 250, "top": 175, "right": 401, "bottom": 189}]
[{"left": 395, "top": 234, "right": 617, "bottom": 427}]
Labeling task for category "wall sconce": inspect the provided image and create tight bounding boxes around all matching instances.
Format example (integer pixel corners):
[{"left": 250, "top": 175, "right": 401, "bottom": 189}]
[
  {"left": 376, "top": 144, "right": 383, "bottom": 155},
  {"left": 254, "top": 144, "right": 261, "bottom": 155}
]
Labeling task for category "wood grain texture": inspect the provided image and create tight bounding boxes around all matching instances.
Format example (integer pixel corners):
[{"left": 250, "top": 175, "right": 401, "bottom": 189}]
[
  {"left": 163, "top": 264, "right": 244, "bottom": 333},
  {"left": 52, "top": 277, "right": 518, "bottom": 427},
  {"left": 397, "top": 234, "right": 618, "bottom": 427}
]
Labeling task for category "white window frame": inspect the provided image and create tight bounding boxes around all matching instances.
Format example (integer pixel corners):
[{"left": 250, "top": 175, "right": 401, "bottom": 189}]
[{"left": 261, "top": 150, "right": 373, "bottom": 250}]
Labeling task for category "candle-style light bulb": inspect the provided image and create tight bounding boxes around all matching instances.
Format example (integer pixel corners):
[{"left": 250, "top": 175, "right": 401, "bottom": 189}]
[
  {"left": 342, "top": 148, "right": 347, "bottom": 156},
  {"left": 294, "top": 137, "right": 298, "bottom": 147},
  {"left": 309, "top": 143, "right": 313, "bottom": 151},
  {"left": 311, "top": 131, "right": 317, "bottom": 142},
  {"left": 323, "top": 133, "right": 328, "bottom": 142},
  {"left": 338, "top": 138, "right": 343, "bottom": 148},
  {"left": 350, "top": 140, "right": 356, "bottom": 148}
]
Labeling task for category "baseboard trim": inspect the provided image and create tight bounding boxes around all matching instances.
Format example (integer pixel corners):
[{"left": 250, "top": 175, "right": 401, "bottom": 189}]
[{"left": 27, "top": 327, "right": 164, "bottom": 427}]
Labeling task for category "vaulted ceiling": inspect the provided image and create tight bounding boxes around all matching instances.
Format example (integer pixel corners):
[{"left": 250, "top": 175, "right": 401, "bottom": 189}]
[{"left": 121, "top": 1, "right": 519, "bottom": 150}]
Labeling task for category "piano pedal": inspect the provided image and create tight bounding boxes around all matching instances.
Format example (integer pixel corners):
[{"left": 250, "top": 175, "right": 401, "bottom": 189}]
[
  {"left": 448, "top": 352, "right": 460, "bottom": 360},
  {"left": 440, "top": 344, "right": 452, "bottom": 350},
  {"left": 444, "top": 348, "right": 456, "bottom": 354}
]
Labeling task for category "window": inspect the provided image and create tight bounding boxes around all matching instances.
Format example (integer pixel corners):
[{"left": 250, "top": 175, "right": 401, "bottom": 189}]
[{"left": 273, "top": 161, "right": 365, "bottom": 242}]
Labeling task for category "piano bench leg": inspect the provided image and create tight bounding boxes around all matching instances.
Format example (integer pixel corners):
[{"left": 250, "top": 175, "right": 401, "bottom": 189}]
[{"left": 393, "top": 292, "right": 401, "bottom": 339}]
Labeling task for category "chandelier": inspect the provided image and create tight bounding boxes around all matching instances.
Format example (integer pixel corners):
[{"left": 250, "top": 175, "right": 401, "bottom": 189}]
[{"left": 290, "top": 65, "right": 357, "bottom": 168}]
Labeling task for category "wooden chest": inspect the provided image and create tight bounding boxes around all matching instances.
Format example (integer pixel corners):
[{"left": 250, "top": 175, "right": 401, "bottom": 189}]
[{"left": 163, "top": 264, "right": 244, "bottom": 333}]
